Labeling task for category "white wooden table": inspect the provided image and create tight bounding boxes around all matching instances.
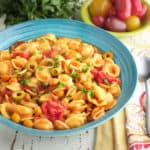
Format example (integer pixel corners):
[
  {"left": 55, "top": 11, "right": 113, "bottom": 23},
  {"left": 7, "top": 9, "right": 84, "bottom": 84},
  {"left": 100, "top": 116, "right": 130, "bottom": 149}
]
[
  {"left": 0, "top": 124, "right": 95, "bottom": 150},
  {"left": 0, "top": 14, "right": 150, "bottom": 150}
]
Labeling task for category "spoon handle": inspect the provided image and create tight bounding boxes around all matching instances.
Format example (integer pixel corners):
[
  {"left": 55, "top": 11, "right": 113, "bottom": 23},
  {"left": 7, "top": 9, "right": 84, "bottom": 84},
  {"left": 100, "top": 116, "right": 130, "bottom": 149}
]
[{"left": 145, "top": 79, "right": 150, "bottom": 136}]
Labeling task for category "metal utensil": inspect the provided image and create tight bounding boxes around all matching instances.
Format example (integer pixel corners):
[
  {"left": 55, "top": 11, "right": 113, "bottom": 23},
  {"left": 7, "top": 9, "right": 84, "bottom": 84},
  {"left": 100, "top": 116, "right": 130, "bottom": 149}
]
[{"left": 136, "top": 55, "right": 150, "bottom": 136}]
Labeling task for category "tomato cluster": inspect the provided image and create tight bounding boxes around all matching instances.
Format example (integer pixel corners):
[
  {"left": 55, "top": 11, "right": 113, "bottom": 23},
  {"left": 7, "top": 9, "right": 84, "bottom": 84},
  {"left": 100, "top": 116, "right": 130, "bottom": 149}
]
[{"left": 89, "top": 0, "right": 148, "bottom": 32}]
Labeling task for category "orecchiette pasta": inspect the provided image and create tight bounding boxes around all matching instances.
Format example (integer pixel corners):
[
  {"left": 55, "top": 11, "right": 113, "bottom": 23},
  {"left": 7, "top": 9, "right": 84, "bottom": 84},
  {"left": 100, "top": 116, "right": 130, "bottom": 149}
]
[
  {"left": 54, "top": 120, "right": 69, "bottom": 130},
  {"left": 79, "top": 43, "right": 94, "bottom": 57},
  {"left": 12, "top": 56, "right": 28, "bottom": 69},
  {"left": 35, "top": 68, "right": 50, "bottom": 82},
  {"left": 0, "top": 103, "right": 33, "bottom": 119},
  {"left": 65, "top": 116, "right": 85, "bottom": 128},
  {"left": 108, "top": 82, "right": 121, "bottom": 97},
  {"left": 103, "top": 63, "right": 120, "bottom": 77},
  {"left": 0, "top": 33, "right": 121, "bottom": 130},
  {"left": 0, "top": 50, "right": 11, "bottom": 61},
  {"left": 91, "top": 107, "right": 105, "bottom": 120},
  {"left": 34, "top": 118, "right": 53, "bottom": 130},
  {"left": 0, "top": 62, "right": 10, "bottom": 75},
  {"left": 93, "top": 53, "right": 104, "bottom": 67},
  {"left": 6, "top": 82, "right": 21, "bottom": 91}
]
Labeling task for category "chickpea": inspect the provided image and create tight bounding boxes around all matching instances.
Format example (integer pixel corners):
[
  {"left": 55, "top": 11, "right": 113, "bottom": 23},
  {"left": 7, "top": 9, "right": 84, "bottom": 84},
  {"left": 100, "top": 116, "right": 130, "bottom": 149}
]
[
  {"left": 34, "top": 118, "right": 53, "bottom": 130},
  {"left": 11, "top": 113, "right": 21, "bottom": 123},
  {"left": 34, "top": 107, "right": 42, "bottom": 116},
  {"left": 35, "top": 123, "right": 51, "bottom": 130},
  {"left": 23, "top": 120, "right": 33, "bottom": 128},
  {"left": 24, "top": 93, "right": 32, "bottom": 101},
  {"left": 0, "top": 74, "right": 10, "bottom": 81}
]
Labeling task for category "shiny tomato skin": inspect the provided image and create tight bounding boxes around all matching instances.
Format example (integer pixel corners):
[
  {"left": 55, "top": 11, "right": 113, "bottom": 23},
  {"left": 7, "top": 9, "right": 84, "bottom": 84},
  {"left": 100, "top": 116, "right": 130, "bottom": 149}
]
[
  {"left": 89, "top": 0, "right": 112, "bottom": 17},
  {"left": 107, "top": 7, "right": 117, "bottom": 17},
  {"left": 114, "top": 0, "right": 131, "bottom": 20},
  {"left": 131, "top": 0, "right": 142, "bottom": 16},
  {"left": 92, "top": 16, "right": 105, "bottom": 27},
  {"left": 105, "top": 17, "right": 127, "bottom": 32},
  {"left": 138, "top": 3, "right": 148, "bottom": 19},
  {"left": 125, "top": 15, "right": 141, "bottom": 31}
]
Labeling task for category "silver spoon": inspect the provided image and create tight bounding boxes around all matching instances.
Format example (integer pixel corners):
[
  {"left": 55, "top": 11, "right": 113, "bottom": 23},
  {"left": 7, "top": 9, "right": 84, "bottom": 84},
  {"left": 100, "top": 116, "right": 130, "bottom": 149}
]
[{"left": 136, "top": 55, "right": 150, "bottom": 136}]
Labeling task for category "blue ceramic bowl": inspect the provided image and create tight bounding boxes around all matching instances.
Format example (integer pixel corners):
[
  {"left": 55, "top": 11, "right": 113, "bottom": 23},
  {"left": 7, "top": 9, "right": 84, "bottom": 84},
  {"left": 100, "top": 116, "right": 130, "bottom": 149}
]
[{"left": 0, "top": 19, "right": 137, "bottom": 136}]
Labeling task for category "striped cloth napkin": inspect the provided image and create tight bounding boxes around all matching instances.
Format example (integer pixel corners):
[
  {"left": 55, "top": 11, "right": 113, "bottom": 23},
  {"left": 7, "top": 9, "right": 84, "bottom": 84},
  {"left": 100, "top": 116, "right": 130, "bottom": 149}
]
[{"left": 95, "top": 37, "right": 150, "bottom": 150}]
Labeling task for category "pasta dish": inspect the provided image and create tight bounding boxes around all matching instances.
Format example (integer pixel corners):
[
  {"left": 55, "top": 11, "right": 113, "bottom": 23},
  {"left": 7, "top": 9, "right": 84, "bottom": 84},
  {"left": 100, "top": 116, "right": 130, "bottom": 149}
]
[{"left": 0, "top": 33, "right": 121, "bottom": 130}]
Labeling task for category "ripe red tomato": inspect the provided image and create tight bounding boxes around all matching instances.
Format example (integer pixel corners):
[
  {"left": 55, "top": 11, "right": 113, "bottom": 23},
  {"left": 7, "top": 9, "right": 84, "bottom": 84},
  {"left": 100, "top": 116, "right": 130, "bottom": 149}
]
[
  {"left": 105, "top": 17, "right": 127, "bottom": 32},
  {"left": 92, "top": 16, "right": 105, "bottom": 27},
  {"left": 41, "top": 100, "right": 65, "bottom": 121},
  {"left": 138, "top": 3, "right": 148, "bottom": 19},
  {"left": 19, "top": 51, "right": 31, "bottom": 59},
  {"left": 114, "top": 0, "right": 131, "bottom": 20},
  {"left": 131, "top": 0, "right": 142, "bottom": 16}
]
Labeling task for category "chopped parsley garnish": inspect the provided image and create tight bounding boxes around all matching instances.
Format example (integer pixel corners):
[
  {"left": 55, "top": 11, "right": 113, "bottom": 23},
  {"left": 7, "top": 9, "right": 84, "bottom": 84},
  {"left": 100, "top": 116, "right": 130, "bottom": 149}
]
[
  {"left": 53, "top": 61, "right": 60, "bottom": 68},
  {"left": 52, "top": 56, "right": 60, "bottom": 68},
  {"left": 81, "top": 87, "right": 94, "bottom": 98},
  {"left": 81, "top": 87, "right": 87, "bottom": 94},
  {"left": 47, "top": 61, "right": 54, "bottom": 67},
  {"left": 81, "top": 64, "right": 91, "bottom": 72},
  {"left": 70, "top": 71, "right": 78, "bottom": 81},
  {"left": 66, "top": 94, "right": 72, "bottom": 98},
  {"left": 56, "top": 82, "right": 65, "bottom": 88},
  {"left": 87, "top": 90, "right": 94, "bottom": 98},
  {"left": 20, "top": 78, "right": 29, "bottom": 86},
  {"left": 76, "top": 57, "right": 83, "bottom": 62},
  {"left": 39, "top": 38, "right": 45, "bottom": 43},
  {"left": 31, "top": 87, "right": 36, "bottom": 92},
  {"left": 16, "top": 73, "right": 21, "bottom": 78},
  {"left": 37, "top": 66, "right": 43, "bottom": 71}
]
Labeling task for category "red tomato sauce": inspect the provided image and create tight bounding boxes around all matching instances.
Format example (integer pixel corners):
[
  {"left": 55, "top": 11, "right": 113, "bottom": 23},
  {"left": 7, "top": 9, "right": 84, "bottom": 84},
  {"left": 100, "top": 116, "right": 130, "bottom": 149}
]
[{"left": 41, "top": 100, "right": 66, "bottom": 121}]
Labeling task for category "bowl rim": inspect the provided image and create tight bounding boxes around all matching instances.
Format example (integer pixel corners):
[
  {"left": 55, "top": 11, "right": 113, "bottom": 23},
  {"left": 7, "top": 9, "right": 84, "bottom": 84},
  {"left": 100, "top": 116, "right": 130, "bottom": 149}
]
[
  {"left": 0, "top": 18, "right": 137, "bottom": 136},
  {"left": 80, "top": 0, "right": 150, "bottom": 37}
]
